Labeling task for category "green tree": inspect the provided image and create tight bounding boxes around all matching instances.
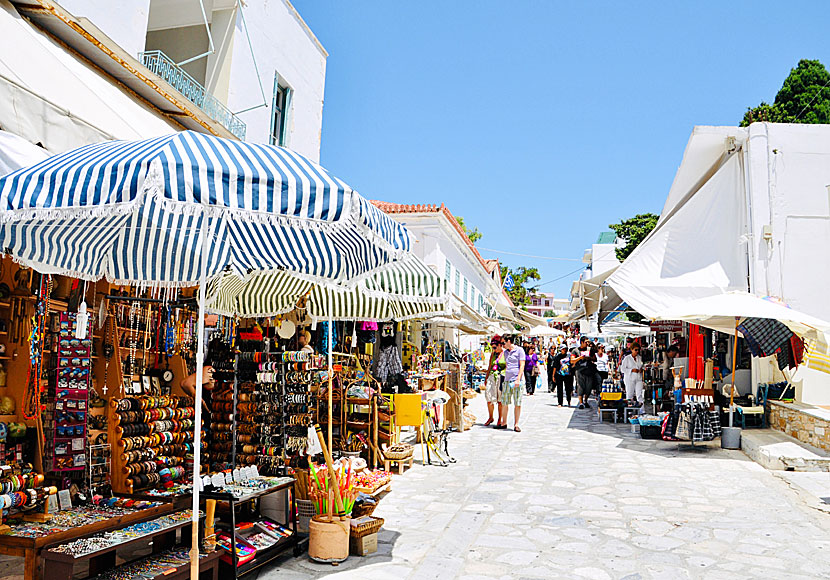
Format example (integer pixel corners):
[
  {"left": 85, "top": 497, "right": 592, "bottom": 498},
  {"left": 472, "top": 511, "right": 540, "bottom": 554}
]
[
  {"left": 455, "top": 215, "right": 482, "bottom": 243},
  {"left": 499, "top": 265, "right": 540, "bottom": 306},
  {"left": 543, "top": 310, "right": 556, "bottom": 317},
  {"left": 609, "top": 213, "right": 659, "bottom": 261},
  {"left": 741, "top": 59, "right": 830, "bottom": 126}
]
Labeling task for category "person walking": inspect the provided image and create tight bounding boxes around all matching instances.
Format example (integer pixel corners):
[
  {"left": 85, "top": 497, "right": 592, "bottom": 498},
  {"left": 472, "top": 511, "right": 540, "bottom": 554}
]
[
  {"left": 552, "top": 344, "right": 573, "bottom": 406},
  {"left": 524, "top": 345, "right": 539, "bottom": 396},
  {"left": 546, "top": 346, "right": 557, "bottom": 394},
  {"left": 498, "top": 334, "right": 525, "bottom": 432},
  {"left": 620, "top": 341, "right": 645, "bottom": 408},
  {"left": 571, "top": 336, "right": 596, "bottom": 409},
  {"left": 595, "top": 344, "right": 610, "bottom": 387},
  {"left": 483, "top": 335, "right": 506, "bottom": 426}
]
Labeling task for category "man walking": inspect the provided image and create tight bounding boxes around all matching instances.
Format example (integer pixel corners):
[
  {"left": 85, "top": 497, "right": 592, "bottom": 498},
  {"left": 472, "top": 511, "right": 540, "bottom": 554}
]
[{"left": 498, "top": 334, "right": 525, "bottom": 432}]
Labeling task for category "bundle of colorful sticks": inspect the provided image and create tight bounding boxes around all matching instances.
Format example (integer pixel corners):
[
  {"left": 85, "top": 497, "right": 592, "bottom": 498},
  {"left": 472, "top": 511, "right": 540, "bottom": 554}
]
[{"left": 307, "top": 459, "right": 359, "bottom": 518}]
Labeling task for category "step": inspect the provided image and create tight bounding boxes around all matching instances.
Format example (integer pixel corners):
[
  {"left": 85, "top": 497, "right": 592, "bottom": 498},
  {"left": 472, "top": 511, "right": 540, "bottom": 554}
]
[{"left": 741, "top": 429, "right": 830, "bottom": 472}]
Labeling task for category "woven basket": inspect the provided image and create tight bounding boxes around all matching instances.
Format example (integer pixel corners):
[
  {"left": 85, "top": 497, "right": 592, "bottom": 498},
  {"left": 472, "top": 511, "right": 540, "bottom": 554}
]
[
  {"left": 383, "top": 443, "right": 413, "bottom": 461},
  {"left": 296, "top": 499, "right": 315, "bottom": 533},
  {"left": 350, "top": 516, "right": 384, "bottom": 538},
  {"left": 351, "top": 502, "right": 377, "bottom": 518}
]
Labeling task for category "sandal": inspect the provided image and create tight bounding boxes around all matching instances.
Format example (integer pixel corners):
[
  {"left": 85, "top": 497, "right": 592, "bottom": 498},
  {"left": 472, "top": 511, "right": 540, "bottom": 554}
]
[
  {"left": 483, "top": 418, "right": 493, "bottom": 426},
  {"left": 514, "top": 426, "right": 522, "bottom": 432}
]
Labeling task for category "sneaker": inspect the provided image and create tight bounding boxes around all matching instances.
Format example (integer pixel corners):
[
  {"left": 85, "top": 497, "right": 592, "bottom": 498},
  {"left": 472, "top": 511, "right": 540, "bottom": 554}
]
[{"left": 578, "top": 404, "right": 585, "bottom": 409}]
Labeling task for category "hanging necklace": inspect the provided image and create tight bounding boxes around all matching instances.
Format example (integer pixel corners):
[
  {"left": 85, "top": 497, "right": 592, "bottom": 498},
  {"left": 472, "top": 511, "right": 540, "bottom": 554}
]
[{"left": 128, "top": 301, "right": 140, "bottom": 377}]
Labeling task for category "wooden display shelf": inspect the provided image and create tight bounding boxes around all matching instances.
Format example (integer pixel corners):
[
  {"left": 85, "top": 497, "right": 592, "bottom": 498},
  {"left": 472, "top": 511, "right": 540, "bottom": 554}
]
[{"left": 0, "top": 502, "right": 175, "bottom": 580}]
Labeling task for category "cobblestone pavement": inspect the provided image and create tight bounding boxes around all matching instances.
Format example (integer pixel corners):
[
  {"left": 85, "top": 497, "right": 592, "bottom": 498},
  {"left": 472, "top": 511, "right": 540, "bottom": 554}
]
[{"left": 268, "top": 390, "right": 830, "bottom": 580}]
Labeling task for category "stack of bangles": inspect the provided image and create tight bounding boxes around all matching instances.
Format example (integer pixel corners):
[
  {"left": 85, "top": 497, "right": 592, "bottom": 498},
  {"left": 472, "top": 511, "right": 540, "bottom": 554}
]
[
  {"left": 0, "top": 473, "right": 44, "bottom": 492},
  {"left": 128, "top": 473, "right": 162, "bottom": 489},
  {"left": 90, "top": 495, "right": 161, "bottom": 509}
]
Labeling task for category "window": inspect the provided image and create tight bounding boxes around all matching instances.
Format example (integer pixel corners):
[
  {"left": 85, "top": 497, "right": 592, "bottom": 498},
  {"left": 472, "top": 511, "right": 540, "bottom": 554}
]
[
  {"left": 445, "top": 260, "right": 451, "bottom": 282},
  {"left": 463, "top": 279, "right": 468, "bottom": 303},
  {"left": 270, "top": 75, "right": 291, "bottom": 146},
  {"left": 455, "top": 271, "right": 460, "bottom": 295}
]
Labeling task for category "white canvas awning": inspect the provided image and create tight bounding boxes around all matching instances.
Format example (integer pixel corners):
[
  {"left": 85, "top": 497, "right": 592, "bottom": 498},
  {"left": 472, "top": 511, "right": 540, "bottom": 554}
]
[
  {"left": 0, "top": 0, "right": 178, "bottom": 153},
  {"left": 0, "top": 129, "right": 49, "bottom": 175},
  {"left": 607, "top": 152, "right": 748, "bottom": 318}
]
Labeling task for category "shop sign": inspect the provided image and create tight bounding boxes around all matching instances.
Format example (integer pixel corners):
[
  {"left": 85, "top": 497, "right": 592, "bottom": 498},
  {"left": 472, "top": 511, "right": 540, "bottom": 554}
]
[{"left": 650, "top": 320, "right": 683, "bottom": 332}]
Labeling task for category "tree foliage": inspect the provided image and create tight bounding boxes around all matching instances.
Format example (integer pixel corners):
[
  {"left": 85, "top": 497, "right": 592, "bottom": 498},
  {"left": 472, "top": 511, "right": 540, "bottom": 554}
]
[
  {"left": 455, "top": 215, "right": 482, "bottom": 243},
  {"left": 499, "top": 265, "right": 541, "bottom": 306},
  {"left": 741, "top": 59, "right": 830, "bottom": 126},
  {"left": 609, "top": 213, "right": 659, "bottom": 261}
]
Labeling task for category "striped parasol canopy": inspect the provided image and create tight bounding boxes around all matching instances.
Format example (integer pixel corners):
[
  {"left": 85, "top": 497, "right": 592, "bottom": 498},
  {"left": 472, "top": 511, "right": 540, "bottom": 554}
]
[
  {"left": 207, "top": 253, "right": 449, "bottom": 321},
  {"left": 0, "top": 131, "right": 410, "bottom": 287}
]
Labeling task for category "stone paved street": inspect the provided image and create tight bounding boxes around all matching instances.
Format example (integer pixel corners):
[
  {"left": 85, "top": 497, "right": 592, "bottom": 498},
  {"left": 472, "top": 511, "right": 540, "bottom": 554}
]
[{"left": 268, "top": 390, "right": 830, "bottom": 580}]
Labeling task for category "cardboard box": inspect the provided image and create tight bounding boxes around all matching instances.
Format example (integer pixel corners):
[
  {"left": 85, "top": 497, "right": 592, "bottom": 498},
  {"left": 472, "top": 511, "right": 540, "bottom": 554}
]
[{"left": 350, "top": 533, "right": 378, "bottom": 556}]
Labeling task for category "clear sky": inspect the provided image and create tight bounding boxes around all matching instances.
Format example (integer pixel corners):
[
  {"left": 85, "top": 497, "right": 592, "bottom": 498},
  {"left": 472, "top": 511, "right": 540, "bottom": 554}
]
[{"left": 291, "top": 0, "right": 829, "bottom": 298}]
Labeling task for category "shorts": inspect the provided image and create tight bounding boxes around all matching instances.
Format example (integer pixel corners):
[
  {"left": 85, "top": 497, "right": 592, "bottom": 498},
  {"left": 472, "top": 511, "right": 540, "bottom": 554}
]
[
  {"left": 501, "top": 379, "right": 524, "bottom": 406},
  {"left": 575, "top": 371, "right": 594, "bottom": 397},
  {"left": 485, "top": 375, "right": 502, "bottom": 404}
]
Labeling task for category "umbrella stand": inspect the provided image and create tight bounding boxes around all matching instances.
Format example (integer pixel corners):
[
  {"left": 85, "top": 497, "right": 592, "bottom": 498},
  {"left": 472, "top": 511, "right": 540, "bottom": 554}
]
[
  {"left": 190, "top": 225, "right": 210, "bottom": 580},
  {"left": 728, "top": 317, "right": 739, "bottom": 428}
]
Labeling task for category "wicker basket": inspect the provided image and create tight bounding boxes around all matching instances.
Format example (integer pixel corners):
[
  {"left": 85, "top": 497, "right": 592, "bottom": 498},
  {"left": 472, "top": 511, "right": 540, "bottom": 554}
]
[
  {"left": 296, "top": 499, "right": 315, "bottom": 533},
  {"left": 350, "top": 516, "right": 384, "bottom": 538},
  {"left": 351, "top": 502, "right": 377, "bottom": 518},
  {"left": 383, "top": 443, "right": 413, "bottom": 461}
]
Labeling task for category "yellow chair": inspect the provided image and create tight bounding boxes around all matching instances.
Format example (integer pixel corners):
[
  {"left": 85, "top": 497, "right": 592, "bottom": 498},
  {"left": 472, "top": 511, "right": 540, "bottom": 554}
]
[{"left": 393, "top": 393, "right": 425, "bottom": 463}]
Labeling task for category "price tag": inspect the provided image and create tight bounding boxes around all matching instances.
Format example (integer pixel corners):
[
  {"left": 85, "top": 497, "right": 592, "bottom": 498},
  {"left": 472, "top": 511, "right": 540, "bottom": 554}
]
[
  {"left": 252, "top": 465, "right": 260, "bottom": 478},
  {"left": 211, "top": 473, "right": 225, "bottom": 488},
  {"left": 333, "top": 364, "right": 342, "bottom": 372},
  {"left": 232, "top": 468, "right": 241, "bottom": 483},
  {"left": 202, "top": 475, "right": 211, "bottom": 490},
  {"left": 57, "top": 489, "right": 72, "bottom": 511},
  {"left": 242, "top": 466, "right": 252, "bottom": 481}
]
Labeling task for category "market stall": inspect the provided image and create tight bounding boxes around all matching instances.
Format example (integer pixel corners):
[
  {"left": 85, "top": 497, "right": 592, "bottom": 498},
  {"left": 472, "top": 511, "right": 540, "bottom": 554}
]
[{"left": 0, "top": 131, "right": 412, "bottom": 579}]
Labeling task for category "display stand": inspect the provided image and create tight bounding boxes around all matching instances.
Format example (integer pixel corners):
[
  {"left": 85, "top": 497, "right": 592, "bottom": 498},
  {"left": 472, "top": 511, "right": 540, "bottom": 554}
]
[
  {"left": 0, "top": 502, "right": 174, "bottom": 580},
  {"left": 203, "top": 478, "right": 303, "bottom": 578},
  {"left": 41, "top": 511, "right": 204, "bottom": 580}
]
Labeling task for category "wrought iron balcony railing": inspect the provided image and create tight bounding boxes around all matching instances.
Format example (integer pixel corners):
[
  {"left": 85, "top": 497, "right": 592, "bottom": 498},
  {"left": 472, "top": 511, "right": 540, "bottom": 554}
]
[{"left": 139, "top": 50, "right": 247, "bottom": 140}]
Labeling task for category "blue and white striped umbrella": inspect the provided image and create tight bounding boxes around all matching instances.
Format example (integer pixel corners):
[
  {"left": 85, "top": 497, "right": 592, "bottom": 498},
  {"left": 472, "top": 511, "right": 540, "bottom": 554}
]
[{"left": 0, "top": 131, "right": 410, "bottom": 287}]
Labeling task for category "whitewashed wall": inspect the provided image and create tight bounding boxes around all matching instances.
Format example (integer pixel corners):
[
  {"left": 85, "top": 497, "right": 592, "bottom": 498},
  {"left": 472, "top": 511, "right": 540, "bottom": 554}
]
[
  {"left": 226, "top": 0, "right": 326, "bottom": 159},
  {"left": 54, "top": 0, "right": 326, "bottom": 160}
]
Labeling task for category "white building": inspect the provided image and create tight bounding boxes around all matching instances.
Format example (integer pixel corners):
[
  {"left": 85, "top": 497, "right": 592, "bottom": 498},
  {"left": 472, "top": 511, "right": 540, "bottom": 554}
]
[
  {"left": 583, "top": 231, "right": 621, "bottom": 279},
  {"left": 370, "top": 202, "right": 513, "bottom": 351},
  {"left": 525, "top": 292, "right": 568, "bottom": 318},
  {"left": 2, "top": 0, "right": 325, "bottom": 159}
]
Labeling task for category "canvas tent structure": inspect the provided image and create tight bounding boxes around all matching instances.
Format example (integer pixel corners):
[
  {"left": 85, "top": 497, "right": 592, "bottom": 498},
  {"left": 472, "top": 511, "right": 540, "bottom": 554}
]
[{"left": 607, "top": 123, "right": 830, "bottom": 404}]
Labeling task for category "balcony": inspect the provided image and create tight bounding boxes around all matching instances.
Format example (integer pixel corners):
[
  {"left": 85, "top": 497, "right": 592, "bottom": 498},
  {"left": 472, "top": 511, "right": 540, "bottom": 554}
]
[{"left": 139, "top": 50, "right": 246, "bottom": 140}]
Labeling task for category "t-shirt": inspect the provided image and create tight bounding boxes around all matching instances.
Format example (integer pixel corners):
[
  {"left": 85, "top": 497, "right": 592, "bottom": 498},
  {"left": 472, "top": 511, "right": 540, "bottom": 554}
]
[
  {"left": 570, "top": 347, "right": 594, "bottom": 373},
  {"left": 503, "top": 346, "right": 526, "bottom": 383},
  {"left": 553, "top": 352, "right": 570, "bottom": 376},
  {"left": 595, "top": 353, "right": 609, "bottom": 373},
  {"left": 525, "top": 353, "right": 538, "bottom": 369},
  {"left": 620, "top": 354, "right": 644, "bottom": 388}
]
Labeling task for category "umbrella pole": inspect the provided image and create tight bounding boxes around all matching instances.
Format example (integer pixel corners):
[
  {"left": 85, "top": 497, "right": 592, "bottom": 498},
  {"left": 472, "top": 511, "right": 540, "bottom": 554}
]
[
  {"left": 327, "top": 289, "right": 333, "bottom": 456},
  {"left": 729, "top": 317, "right": 739, "bottom": 428},
  {"left": 190, "top": 225, "right": 209, "bottom": 580}
]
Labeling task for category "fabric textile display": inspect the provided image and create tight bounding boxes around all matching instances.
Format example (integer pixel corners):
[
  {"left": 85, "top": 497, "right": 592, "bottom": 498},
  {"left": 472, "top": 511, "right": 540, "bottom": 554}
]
[
  {"left": 737, "top": 318, "right": 793, "bottom": 357},
  {"left": 317, "top": 321, "right": 338, "bottom": 354},
  {"left": 687, "top": 324, "right": 706, "bottom": 380},
  {"left": 804, "top": 340, "right": 830, "bottom": 375},
  {"left": 376, "top": 345, "right": 403, "bottom": 384}
]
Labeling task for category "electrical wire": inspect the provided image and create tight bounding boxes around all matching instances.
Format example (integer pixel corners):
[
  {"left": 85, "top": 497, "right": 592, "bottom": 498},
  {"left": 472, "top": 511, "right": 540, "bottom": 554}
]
[{"left": 476, "top": 247, "right": 581, "bottom": 261}]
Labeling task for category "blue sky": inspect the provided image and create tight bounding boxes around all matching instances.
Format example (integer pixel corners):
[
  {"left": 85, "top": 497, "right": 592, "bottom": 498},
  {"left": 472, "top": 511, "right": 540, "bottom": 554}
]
[{"left": 292, "top": 1, "right": 829, "bottom": 298}]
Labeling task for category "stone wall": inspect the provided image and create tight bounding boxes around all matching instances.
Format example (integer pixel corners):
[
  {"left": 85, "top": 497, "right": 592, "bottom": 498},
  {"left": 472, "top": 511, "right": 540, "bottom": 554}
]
[{"left": 768, "top": 402, "right": 830, "bottom": 452}]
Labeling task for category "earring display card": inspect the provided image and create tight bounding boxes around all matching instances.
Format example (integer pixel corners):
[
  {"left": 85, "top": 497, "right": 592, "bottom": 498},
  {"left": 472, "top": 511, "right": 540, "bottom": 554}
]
[{"left": 43, "top": 312, "right": 92, "bottom": 472}]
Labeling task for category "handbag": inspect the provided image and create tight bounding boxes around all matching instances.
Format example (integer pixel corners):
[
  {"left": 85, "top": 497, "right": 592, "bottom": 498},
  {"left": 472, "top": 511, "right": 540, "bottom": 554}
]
[{"left": 531, "top": 365, "right": 540, "bottom": 377}]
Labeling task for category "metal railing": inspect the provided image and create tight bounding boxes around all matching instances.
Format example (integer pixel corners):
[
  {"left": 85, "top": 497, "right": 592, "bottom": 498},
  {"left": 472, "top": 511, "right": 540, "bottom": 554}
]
[{"left": 139, "top": 50, "right": 247, "bottom": 140}]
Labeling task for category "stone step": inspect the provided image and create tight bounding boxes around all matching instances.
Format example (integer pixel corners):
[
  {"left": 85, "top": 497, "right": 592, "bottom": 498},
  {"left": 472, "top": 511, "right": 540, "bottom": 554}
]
[{"left": 741, "top": 429, "right": 830, "bottom": 472}]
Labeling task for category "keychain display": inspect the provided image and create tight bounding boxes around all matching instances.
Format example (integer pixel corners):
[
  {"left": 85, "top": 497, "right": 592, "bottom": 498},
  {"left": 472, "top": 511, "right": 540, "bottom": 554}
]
[{"left": 43, "top": 312, "right": 92, "bottom": 472}]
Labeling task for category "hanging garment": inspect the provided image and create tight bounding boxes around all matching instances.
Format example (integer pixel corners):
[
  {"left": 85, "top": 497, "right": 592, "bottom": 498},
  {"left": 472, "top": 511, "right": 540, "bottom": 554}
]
[
  {"left": 376, "top": 345, "right": 403, "bottom": 384},
  {"left": 804, "top": 340, "right": 830, "bottom": 375},
  {"left": 360, "top": 321, "right": 379, "bottom": 332},
  {"left": 317, "top": 322, "right": 338, "bottom": 354},
  {"left": 737, "top": 318, "right": 793, "bottom": 357}
]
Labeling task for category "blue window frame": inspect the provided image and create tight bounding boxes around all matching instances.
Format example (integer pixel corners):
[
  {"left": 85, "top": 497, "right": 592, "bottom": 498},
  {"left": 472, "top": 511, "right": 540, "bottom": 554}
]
[{"left": 270, "top": 74, "right": 291, "bottom": 146}]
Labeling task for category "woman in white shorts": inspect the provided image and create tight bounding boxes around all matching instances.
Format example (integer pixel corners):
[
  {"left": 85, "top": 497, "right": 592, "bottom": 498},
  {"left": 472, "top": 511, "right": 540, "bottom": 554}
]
[{"left": 483, "top": 335, "right": 506, "bottom": 426}]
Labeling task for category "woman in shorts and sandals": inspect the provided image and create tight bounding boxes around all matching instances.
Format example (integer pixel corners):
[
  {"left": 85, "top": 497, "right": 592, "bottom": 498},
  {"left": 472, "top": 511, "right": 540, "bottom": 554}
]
[{"left": 483, "top": 335, "right": 506, "bottom": 426}]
